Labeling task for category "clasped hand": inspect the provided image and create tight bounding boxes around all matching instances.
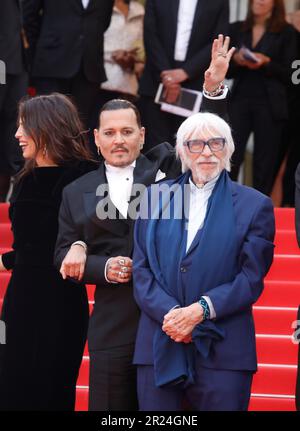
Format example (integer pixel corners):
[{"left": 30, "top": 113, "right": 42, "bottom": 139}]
[{"left": 162, "top": 303, "right": 204, "bottom": 343}]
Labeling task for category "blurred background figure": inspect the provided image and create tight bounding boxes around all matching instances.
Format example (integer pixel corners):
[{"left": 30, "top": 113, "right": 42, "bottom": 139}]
[
  {"left": 138, "top": 0, "right": 229, "bottom": 152},
  {"left": 100, "top": 0, "right": 144, "bottom": 103},
  {"left": 22, "top": 0, "right": 114, "bottom": 156},
  {"left": 0, "top": 0, "right": 28, "bottom": 202},
  {"left": 279, "top": 5, "right": 300, "bottom": 206},
  {"left": 88, "top": 0, "right": 145, "bottom": 144},
  {"left": 228, "top": 0, "right": 297, "bottom": 196}
]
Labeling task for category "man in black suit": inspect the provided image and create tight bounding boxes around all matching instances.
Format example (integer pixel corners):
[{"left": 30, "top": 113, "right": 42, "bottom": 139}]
[
  {"left": 54, "top": 36, "right": 234, "bottom": 411},
  {"left": 0, "top": 0, "right": 28, "bottom": 202},
  {"left": 23, "top": 0, "right": 113, "bottom": 151},
  {"left": 138, "top": 0, "right": 229, "bottom": 152}
]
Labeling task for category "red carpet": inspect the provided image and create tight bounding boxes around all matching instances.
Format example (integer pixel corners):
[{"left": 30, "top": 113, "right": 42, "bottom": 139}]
[{"left": 0, "top": 203, "right": 299, "bottom": 411}]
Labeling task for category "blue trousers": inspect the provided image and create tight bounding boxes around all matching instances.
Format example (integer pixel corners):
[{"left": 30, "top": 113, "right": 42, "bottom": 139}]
[{"left": 137, "top": 364, "right": 253, "bottom": 411}]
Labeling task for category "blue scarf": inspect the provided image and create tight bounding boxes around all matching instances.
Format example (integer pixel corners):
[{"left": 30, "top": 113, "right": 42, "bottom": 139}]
[{"left": 145, "top": 170, "right": 238, "bottom": 387}]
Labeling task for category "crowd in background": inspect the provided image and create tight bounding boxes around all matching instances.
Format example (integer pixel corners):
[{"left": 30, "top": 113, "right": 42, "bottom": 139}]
[{"left": 0, "top": 0, "right": 300, "bottom": 204}]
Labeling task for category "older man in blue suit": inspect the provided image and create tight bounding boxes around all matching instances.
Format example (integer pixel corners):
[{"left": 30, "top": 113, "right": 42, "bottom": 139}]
[{"left": 133, "top": 112, "right": 275, "bottom": 411}]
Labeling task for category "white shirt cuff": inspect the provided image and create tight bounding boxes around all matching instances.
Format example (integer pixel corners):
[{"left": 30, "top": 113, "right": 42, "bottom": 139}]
[
  {"left": 202, "top": 295, "right": 216, "bottom": 319},
  {"left": 71, "top": 240, "right": 87, "bottom": 252},
  {"left": 104, "top": 257, "right": 118, "bottom": 284}
]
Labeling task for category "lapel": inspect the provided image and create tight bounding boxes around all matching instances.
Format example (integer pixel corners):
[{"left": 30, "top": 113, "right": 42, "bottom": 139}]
[
  {"left": 184, "top": 175, "right": 238, "bottom": 258},
  {"left": 132, "top": 154, "right": 159, "bottom": 191},
  {"left": 187, "top": 0, "right": 204, "bottom": 53},
  {"left": 255, "top": 31, "right": 275, "bottom": 55},
  {"left": 168, "top": 0, "right": 180, "bottom": 56},
  {"left": 86, "top": 0, "right": 96, "bottom": 12},
  {"left": 68, "top": 0, "right": 84, "bottom": 14},
  {"left": 83, "top": 164, "right": 130, "bottom": 237}
]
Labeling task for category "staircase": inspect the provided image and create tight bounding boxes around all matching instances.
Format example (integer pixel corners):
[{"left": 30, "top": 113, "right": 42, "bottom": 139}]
[{"left": 0, "top": 203, "right": 299, "bottom": 411}]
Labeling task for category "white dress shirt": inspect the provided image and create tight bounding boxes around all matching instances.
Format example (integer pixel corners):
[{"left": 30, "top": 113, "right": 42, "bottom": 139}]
[
  {"left": 174, "top": 0, "right": 198, "bottom": 61},
  {"left": 186, "top": 174, "right": 220, "bottom": 319},
  {"left": 81, "top": 0, "right": 89, "bottom": 9},
  {"left": 105, "top": 160, "right": 136, "bottom": 218}
]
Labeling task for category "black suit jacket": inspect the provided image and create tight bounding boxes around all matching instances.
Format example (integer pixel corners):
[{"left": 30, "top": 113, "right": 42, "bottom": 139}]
[
  {"left": 139, "top": 0, "right": 229, "bottom": 97},
  {"left": 54, "top": 96, "right": 227, "bottom": 350},
  {"left": 228, "top": 22, "right": 298, "bottom": 121},
  {"left": 22, "top": 0, "right": 113, "bottom": 82},
  {"left": 0, "top": 0, "right": 25, "bottom": 75}
]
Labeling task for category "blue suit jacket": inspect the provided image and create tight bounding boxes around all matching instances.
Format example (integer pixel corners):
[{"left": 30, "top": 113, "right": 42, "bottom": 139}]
[{"left": 133, "top": 176, "right": 275, "bottom": 372}]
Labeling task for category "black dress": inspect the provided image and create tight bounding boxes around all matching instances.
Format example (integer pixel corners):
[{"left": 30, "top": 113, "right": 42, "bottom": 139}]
[
  {"left": 0, "top": 164, "right": 96, "bottom": 410},
  {"left": 228, "top": 22, "right": 297, "bottom": 195}
]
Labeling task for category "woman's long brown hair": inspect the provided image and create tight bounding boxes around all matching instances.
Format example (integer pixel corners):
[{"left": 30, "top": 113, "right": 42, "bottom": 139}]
[
  {"left": 17, "top": 93, "right": 93, "bottom": 178},
  {"left": 243, "top": 0, "right": 287, "bottom": 32}
]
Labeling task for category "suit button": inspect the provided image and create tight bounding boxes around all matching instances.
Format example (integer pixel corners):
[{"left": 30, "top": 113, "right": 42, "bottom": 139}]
[{"left": 180, "top": 266, "right": 187, "bottom": 273}]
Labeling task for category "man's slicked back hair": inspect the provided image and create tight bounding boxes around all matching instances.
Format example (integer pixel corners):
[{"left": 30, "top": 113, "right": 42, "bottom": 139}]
[{"left": 98, "top": 99, "right": 142, "bottom": 128}]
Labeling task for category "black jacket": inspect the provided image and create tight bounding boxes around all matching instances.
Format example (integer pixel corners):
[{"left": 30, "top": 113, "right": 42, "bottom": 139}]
[
  {"left": 22, "top": 0, "right": 113, "bottom": 83},
  {"left": 139, "top": 0, "right": 229, "bottom": 97},
  {"left": 228, "top": 21, "right": 298, "bottom": 121},
  {"left": 0, "top": 0, "right": 25, "bottom": 75}
]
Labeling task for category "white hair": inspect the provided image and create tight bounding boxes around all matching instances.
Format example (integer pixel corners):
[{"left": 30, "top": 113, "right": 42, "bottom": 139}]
[{"left": 176, "top": 112, "right": 235, "bottom": 172}]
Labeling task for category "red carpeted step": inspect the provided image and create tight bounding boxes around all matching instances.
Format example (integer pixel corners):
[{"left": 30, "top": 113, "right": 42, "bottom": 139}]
[
  {"left": 274, "top": 230, "right": 300, "bottom": 255},
  {"left": 0, "top": 204, "right": 9, "bottom": 224},
  {"left": 75, "top": 387, "right": 88, "bottom": 411},
  {"left": 256, "top": 335, "right": 298, "bottom": 365},
  {"left": 274, "top": 208, "right": 295, "bottom": 231},
  {"left": 0, "top": 272, "right": 10, "bottom": 298},
  {"left": 0, "top": 224, "right": 13, "bottom": 248},
  {"left": 77, "top": 356, "right": 89, "bottom": 386},
  {"left": 253, "top": 307, "right": 298, "bottom": 335},
  {"left": 0, "top": 248, "right": 11, "bottom": 256},
  {"left": 258, "top": 280, "right": 300, "bottom": 307},
  {"left": 86, "top": 284, "right": 95, "bottom": 301},
  {"left": 249, "top": 395, "right": 295, "bottom": 411},
  {"left": 266, "top": 255, "right": 300, "bottom": 282},
  {"left": 252, "top": 365, "right": 297, "bottom": 395}
]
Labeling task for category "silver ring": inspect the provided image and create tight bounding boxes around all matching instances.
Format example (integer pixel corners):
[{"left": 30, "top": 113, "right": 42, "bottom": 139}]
[
  {"left": 166, "top": 76, "right": 172, "bottom": 82},
  {"left": 122, "top": 266, "right": 127, "bottom": 273},
  {"left": 118, "top": 259, "right": 125, "bottom": 265},
  {"left": 217, "top": 52, "right": 227, "bottom": 58},
  {"left": 118, "top": 271, "right": 123, "bottom": 277}
]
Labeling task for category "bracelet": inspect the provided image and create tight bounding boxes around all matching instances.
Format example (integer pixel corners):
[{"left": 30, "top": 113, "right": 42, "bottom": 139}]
[
  {"left": 203, "top": 81, "right": 224, "bottom": 97},
  {"left": 71, "top": 241, "right": 87, "bottom": 253},
  {"left": 198, "top": 297, "right": 210, "bottom": 321}
]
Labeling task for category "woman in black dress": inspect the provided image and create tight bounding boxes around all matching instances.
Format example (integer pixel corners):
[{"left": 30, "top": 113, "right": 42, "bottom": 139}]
[
  {"left": 0, "top": 93, "right": 97, "bottom": 410},
  {"left": 228, "top": 0, "right": 297, "bottom": 195}
]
